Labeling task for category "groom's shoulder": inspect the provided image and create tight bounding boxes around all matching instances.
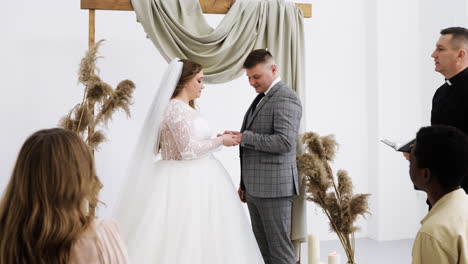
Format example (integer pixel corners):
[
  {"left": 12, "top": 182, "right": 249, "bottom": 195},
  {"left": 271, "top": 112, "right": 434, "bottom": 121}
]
[{"left": 274, "top": 82, "right": 300, "bottom": 100}]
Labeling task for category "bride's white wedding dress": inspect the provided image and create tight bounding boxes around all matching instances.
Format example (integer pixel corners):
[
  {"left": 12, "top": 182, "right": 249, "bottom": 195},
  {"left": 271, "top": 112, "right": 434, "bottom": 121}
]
[{"left": 117, "top": 98, "right": 264, "bottom": 263}]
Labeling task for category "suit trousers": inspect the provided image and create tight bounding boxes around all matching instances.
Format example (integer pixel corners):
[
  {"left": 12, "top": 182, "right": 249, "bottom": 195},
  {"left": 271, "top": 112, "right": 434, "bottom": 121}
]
[{"left": 246, "top": 193, "right": 296, "bottom": 264}]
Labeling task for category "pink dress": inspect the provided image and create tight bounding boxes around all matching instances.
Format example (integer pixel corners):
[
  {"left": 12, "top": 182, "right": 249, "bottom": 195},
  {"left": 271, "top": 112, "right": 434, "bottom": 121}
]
[{"left": 69, "top": 219, "right": 128, "bottom": 264}]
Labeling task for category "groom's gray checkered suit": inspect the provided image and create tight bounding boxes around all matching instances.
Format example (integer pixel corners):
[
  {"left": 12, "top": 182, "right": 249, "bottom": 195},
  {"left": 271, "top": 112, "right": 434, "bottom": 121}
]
[{"left": 240, "top": 81, "right": 302, "bottom": 264}]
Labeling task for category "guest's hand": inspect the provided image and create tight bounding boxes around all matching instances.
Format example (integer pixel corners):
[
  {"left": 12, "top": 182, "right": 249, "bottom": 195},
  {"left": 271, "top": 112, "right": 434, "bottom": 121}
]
[
  {"left": 221, "top": 134, "right": 238, "bottom": 147},
  {"left": 238, "top": 187, "right": 246, "bottom": 203}
]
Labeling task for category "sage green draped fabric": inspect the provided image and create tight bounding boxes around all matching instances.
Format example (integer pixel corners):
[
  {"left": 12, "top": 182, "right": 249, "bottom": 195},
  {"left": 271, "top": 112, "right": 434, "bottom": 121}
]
[{"left": 131, "top": 0, "right": 304, "bottom": 94}]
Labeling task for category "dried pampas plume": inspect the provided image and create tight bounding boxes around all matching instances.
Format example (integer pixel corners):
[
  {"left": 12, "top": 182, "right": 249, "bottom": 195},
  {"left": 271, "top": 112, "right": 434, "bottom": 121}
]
[
  {"left": 297, "top": 132, "right": 370, "bottom": 264},
  {"left": 88, "top": 130, "right": 106, "bottom": 150},
  {"left": 59, "top": 40, "right": 135, "bottom": 151}
]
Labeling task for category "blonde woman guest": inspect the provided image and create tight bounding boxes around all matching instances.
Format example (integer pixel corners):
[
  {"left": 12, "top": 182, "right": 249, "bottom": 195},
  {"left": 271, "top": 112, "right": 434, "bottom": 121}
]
[{"left": 0, "top": 128, "right": 128, "bottom": 264}]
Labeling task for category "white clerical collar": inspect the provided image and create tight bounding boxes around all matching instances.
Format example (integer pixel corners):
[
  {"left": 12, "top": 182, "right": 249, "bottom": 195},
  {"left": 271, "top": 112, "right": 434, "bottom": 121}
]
[
  {"left": 445, "top": 79, "right": 452, "bottom": 86},
  {"left": 265, "top": 77, "right": 281, "bottom": 95}
]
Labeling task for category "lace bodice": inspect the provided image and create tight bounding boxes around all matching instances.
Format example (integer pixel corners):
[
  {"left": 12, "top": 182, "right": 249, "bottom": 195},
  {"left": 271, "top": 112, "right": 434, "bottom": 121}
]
[{"left": 159, "top": 99, "right": 222, "bottom": 160}]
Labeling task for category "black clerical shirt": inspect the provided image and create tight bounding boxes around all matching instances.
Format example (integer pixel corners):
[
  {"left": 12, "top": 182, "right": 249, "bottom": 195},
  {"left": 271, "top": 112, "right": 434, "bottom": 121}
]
[
  {"left": 431, "top": 67, "right": 468, "bottom": 133},
  {"left": 431, "top": 66, "right": 468, "bottom": 190}
]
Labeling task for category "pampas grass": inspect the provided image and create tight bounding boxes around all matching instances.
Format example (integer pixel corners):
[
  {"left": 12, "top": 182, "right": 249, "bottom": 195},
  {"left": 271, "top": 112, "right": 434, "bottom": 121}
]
[
  {"left": 59, "top": 40, "right": 135, "bottom": 151},
  {"left": 297, "top": 132, "right": 370, "bottom": 264}
]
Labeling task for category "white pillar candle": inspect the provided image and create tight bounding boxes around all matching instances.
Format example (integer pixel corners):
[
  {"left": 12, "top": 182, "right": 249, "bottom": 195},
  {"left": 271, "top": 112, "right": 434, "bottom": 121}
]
[
  {"left": 307, "top": 233, "right": 320, "bottom": 264},
  {"left": 328, "top": 251, "right": 341, "bottom": 264}
]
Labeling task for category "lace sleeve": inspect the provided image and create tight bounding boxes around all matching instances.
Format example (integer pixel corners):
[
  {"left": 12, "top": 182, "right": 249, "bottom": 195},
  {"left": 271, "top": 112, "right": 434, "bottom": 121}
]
[{"left": 165, "top": 101, "right": 223, "bottom": 160}]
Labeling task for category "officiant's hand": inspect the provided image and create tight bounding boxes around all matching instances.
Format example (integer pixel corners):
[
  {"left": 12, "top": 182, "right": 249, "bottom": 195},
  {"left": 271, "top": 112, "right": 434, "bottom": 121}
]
[
  {"left": 221, "top": 134, "right": 238, "bottom": 147},
  {"left": 238, "top": 187, "right": 246, "bottom": 203},
  {"left": 402, "top": 152, "right": 410, "bottom": 160}
]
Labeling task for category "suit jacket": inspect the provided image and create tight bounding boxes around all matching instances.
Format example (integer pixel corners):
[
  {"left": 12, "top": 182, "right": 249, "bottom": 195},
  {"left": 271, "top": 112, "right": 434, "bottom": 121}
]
[{"left": 240, "top": 81, "right": 302, "bottom": 198}]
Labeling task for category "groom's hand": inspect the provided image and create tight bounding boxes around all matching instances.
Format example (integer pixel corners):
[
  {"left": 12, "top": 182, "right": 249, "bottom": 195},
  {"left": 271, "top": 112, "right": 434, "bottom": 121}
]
[
  {"left": 217, "top": 131, "right": 241, "bottom": 138},
  {"left": 221, "top": 134, "right": 239, "bottom": 147},
  {"left": 238, "top": 187, "right": 246, "bottom": 203},
  {"left": 217, "top": 131, "right": 239, "bottom": 137},
  {"left": 223, "top": 130, "right": 241, "bottom": 135},
  {"left": 233, "top": 133, "right": 242, "bottom": 144}
]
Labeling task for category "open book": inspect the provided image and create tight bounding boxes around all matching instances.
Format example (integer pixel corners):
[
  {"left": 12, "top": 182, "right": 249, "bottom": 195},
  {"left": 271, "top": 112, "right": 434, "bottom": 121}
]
[{"left": 380, "top": 138, "right": 415, "bottom": 152}]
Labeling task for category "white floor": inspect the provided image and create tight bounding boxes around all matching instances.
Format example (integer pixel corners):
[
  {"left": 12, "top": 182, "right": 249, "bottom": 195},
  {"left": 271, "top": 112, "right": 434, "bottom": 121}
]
[{"left": 299, "top": 238, "right": 414, "bottom": 264}]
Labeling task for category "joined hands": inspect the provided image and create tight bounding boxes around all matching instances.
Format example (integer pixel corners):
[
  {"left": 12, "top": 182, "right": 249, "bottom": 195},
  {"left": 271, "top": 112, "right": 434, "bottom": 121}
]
[{"left": 217, "top": 131, "right": 242, "bottom": 147}]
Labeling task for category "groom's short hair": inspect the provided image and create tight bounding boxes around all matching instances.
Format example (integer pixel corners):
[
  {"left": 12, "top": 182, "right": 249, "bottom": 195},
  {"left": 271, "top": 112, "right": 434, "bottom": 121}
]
[{"left": 243, "top": 49, "right": 274, "bottom": 69}]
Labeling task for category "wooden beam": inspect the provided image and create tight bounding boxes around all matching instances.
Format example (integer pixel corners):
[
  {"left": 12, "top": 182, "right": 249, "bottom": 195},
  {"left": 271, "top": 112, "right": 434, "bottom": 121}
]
[
  {"left": 80, "top": 0, "right": 312, "bottom": 18},
  {"left": 199, "top": 0, "right": 236, "bottom": 14},
  {"left": 295, "top": 3, "right": 311, "bottom": 18},
  {"left": 81, "top": 0, "right": 133, "bottom": 11},
  {"left": 89, "top": 10, "right": 95, "bottom": 48}
]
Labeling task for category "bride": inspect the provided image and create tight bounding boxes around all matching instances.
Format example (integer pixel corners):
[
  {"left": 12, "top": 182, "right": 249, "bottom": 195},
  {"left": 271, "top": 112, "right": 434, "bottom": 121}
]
[{"left": 115, "top": 59, "right": 264, "bottom": 263}]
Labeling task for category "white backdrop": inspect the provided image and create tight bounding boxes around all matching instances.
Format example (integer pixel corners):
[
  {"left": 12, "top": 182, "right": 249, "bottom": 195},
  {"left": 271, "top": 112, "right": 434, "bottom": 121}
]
[{"left": 0, "top": 0, "right": 466, "bottom": 241}]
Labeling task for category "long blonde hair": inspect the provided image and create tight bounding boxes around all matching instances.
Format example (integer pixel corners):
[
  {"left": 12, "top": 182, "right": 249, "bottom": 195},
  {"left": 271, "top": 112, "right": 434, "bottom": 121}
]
[
  {"left": 171, "top": 59, "right": 203, "bottom": 109},
  {"left": 0, "top": 128, "right": 102, "bottom": 264}
]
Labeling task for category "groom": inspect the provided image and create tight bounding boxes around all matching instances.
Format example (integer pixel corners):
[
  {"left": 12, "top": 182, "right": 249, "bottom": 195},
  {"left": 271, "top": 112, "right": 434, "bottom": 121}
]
[{"left": 227, "top": 49, "right": 303, "bottom": 264}]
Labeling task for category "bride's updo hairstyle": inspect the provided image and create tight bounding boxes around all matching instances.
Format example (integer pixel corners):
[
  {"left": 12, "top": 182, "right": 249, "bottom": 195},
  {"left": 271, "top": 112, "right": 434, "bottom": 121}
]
[
  {"left": 171, "top": 59, "right": 202, "bottom": 109},
  {"left": 0, "top": 128, "right": 102, "bottom": 264}
]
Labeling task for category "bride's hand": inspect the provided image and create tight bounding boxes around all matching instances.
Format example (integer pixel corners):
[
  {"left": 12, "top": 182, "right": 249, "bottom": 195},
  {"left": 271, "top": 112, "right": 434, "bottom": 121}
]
[{"left": 221, "top": 134, "right": 238, "bottom": 147}]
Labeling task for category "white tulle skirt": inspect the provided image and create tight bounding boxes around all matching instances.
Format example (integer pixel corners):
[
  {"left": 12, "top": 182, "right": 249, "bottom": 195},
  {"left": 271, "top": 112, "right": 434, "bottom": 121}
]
[{"left": 117, "top": 155, "right": 264, "bottom": 264}]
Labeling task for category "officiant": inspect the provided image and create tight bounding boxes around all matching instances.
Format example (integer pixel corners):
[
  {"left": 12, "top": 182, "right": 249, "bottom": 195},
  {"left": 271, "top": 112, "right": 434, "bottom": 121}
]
[{"left": 429, "top": 27, "right": 468, "bottom": 193}]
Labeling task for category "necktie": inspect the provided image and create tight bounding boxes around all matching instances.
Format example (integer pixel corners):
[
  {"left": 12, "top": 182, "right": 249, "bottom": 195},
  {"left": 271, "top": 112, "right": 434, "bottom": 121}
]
[{"left": 250, "top": 93, "right": 265, "bottom": 114}]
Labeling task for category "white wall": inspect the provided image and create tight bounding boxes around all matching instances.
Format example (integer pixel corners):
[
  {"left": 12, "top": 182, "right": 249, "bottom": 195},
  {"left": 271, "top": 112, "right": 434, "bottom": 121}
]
[
  {"left": 371, "top": 0, "right": 426, "bottom": 241},
  {"left": 367, "top": 0, "right": 468, "bottom": 241},
  {"left": 300, "top": 0, "right": 370, "bottom": 240},
  {"left": 0, "top": 0, "right": 466, "bottom": 243}
]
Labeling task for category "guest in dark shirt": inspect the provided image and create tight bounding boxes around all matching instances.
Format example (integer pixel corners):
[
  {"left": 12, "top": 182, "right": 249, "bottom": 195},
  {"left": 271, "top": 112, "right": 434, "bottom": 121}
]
[{"left": 430, "top": 27, "right": 468, "bottom": 192}]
